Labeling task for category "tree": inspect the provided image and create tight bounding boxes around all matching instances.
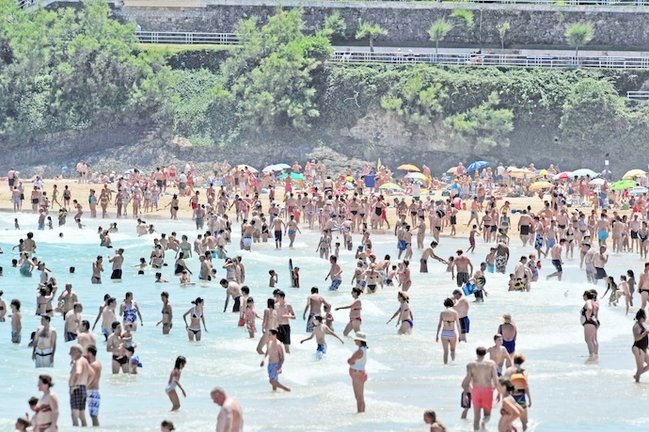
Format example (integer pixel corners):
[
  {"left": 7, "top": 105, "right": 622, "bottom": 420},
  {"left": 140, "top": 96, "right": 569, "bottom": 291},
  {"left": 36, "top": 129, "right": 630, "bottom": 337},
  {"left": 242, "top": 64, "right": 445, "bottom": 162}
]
[
  {"left": 451, "top": 8, "right": 474, "bottom": 27},
  {"left": 560, "top": 78, "right": 628, "bottom": 152},
  {"left": 355, "top": 22, "right": 388, "bottom": 53},
  {"left": 428, "top": 19, "right": 453, "bottom": 55},
  {"left": 321, "top": 11, "right": 346, "bottom": 38},
  {"left": 565, "top": 22, "right": 594, "bottom": 57},
  {"left": 497, "top": 21, "right": 510, "bottom": 50},
  {"left": 446, "top": 92, "right": 514, "bottom": 155}
]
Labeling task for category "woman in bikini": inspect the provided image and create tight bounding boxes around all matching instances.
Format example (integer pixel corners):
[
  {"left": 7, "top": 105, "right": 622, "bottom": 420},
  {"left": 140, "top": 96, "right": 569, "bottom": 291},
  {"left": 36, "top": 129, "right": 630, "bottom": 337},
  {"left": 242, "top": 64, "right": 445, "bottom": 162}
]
[
  {"left": 34, "top": 374, "right": 59, "bottom": 432},
  {"left": 498, "top": 378, "right": 524, "bottom": 432},
  {"left": 435, "top": 298, "right": 461, "bottom": 364},
  {"left": 423, "top": 410, "right": 447, "bottom": 432},
  {"left": 336, "top": 288, "right": 362, "bottom": 337},
  {"left": 386, "top": 291, "right": 413, "bottom": 335},
  {"left": 183, "top": 297, "right": 207, "bottom": 342},
  {"left": 165, "top": 356, "right": 187, "bottom": 411},
  {"left": 156, "top": 291, "right": 173, "bottom": 335}
]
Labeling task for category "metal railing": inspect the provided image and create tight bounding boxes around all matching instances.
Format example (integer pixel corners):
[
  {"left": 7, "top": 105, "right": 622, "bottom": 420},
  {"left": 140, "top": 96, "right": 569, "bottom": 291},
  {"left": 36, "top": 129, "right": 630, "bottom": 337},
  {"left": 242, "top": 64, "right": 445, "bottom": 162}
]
[
  {"left": 331, "top": 51, "right": 649, "bottom": 69},
  {"left": 627, "top": 90, "right": 649, "bottom": 100},
  {"left": 136, "top": 31, "right": 240, "bottom": 45},
  {"left": 135, "top": 31, "right": 649, "bottom": 69}
]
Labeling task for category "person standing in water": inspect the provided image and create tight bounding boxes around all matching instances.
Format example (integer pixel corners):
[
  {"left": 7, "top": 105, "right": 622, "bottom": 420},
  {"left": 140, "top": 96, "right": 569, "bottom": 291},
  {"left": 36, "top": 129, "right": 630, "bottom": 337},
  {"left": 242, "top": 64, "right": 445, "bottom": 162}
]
[
  {"left": 435, "top": 298, "right": 460, "bottom": 364},
  {"left": 498, "top": 314, "right": 518, "bottom": 355},
  {"left": 86, "top": 345, "right": 102, "bottom": 427},
  {"left": 32, "top": 316, "right": 57, "bottom": 368},
  {"left": 183, "top": 297, "right": 207, "bottom": 342},
  {"left": 347, "top": 332, "right": 369, "bottom": 413},
  {"left": 336, "top": 288, "right": 363, "bottom": 337},
  {"left": 632, "top": 309, "right": 649, "bottom": 383},
  {"left": 461, "top": 346, "right": 499, "bottom": 432},
  {"left": 211, "top": 386, "right": 244, "bottom": 432},
  {"left": 68, "top": 344, "right": 94, "bottom": 427},
  {"left": 452, "top": 290, "right": 470, "bottom": 342},
  {"left": 300, "top": 315, "right": 344, "bottom": 359},
  {"left": 34, "top": 375, "right": 60, "bottom": 432},
  {"left": 259, "top": 329, "right": 291, "bottom": 392},
  {"left": 386, "top": 291, "right": 413, "bottom": 335},
  {"left": 165, "top": 356, "right": 187, "bottom": 411}
]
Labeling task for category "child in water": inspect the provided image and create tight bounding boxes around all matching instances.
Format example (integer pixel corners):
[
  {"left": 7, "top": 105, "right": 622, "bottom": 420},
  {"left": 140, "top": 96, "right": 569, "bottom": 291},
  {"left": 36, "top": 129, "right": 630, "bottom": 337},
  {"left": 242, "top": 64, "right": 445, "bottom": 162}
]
[
  {"left": 244, "top": 298, "right": 260, "bottom": 338},
  {"left": 269, "top": 270, "right": 278, "bottom": 288}
]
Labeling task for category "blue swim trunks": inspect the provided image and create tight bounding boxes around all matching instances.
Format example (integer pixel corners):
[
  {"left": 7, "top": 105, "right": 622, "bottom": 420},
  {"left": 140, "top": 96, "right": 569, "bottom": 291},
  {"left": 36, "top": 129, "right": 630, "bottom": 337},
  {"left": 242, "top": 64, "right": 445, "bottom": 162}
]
[
  {"left": 598, "top": 230, "right": 608, "bottom": 241},
  {"left": 267, "top": 362, "right": 280, "bottom": 381},
  {"left": 398, "top": 240, "right": 407, "bottom": 251},
  {"left": 316, "top": 343, "right": 327, "bottom": 359},
  {"left": 546, "top": 238, "right": 556, "bottom": 249},
  {"left": 329, "top": 278, "right": 342, "bottom": 291},
  {"left": 487, "top": 263, "right": 495, "bottom": 273}
]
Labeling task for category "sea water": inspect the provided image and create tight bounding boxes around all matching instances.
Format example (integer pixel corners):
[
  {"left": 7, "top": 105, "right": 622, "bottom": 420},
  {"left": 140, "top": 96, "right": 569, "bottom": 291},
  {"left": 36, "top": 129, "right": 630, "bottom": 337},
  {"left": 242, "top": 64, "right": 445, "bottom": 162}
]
[{"left": 0, "top": 212, "right": 645, "bottom": 432}]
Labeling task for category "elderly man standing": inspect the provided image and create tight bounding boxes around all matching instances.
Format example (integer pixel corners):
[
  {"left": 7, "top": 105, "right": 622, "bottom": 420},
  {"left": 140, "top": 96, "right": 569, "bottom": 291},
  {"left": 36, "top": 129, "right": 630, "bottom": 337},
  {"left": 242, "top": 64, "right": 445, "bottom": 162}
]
[
  {"left": 69, "top": 344, "right": 95, "bottom": 427},
  {"left": 211, "top": 387, "right": 243, "bottom": 432}
]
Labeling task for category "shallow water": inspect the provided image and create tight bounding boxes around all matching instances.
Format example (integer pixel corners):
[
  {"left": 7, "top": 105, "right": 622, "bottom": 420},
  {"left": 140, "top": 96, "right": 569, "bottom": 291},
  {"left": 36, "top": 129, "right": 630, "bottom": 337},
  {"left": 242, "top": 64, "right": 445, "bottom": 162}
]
[{"left": 0, "top": 212, "right": 645, "bottom": 431}]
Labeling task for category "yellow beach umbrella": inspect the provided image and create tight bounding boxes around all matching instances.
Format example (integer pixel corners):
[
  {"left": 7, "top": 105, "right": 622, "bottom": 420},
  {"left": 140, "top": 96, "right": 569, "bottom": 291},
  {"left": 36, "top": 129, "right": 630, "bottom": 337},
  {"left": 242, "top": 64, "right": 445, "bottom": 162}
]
[
  {"left": 529, "top": 181, "right": 553, "bottom": 191},
  {"left": 539, "top": 169, "right": 548, "bottom": 177},
  {"left": 379, "top": 182, "right": 402, "bottom": 191},
  {"left": 405, "top": 172, "right": 428, "bottom": 180},
  {"left": 623, "top": 169, "right": 647, "bottom": 179},
  {"left": 397, "top": 164, "right": 420, "bottom": 172},
  {"left": 447, "top": 167, "right": 459, "bottom": 175},
  {"left": 509, "top": 168, "right": 536, "bottom": 179}
]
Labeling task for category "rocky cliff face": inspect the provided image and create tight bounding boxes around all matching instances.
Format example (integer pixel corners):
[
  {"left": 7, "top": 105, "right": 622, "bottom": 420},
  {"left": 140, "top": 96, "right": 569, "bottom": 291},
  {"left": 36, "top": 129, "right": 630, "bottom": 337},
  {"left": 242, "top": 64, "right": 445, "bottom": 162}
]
[{"left": 109, "top": 1, "right": 649, "bottom": 50}]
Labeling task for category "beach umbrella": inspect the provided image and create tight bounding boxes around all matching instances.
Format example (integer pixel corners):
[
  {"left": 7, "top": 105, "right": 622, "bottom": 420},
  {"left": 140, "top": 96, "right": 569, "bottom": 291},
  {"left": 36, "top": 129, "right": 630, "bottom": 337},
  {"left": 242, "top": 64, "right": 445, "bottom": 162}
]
[
  {"left": 279, "top": 172, "right": 305, "bottom": 181},
  {"left": 447, "top": 167, "right": 458, "bottom": 175},
  {"left": 405, "top": 172, "right": 428, "bottom": 180},
  {"left": 610, "top": 179, "right": 636, "bottom": 191},
  {"left": 623, "top": 169, "right": 647, "bottom": 180},
  {"left": 262, "top": 164, "right": 281, "bottom": 173},
  {"left": 529, "top": 181, "right": 553, "bottom": 191},
  {"left": 553, "top": 171, "right": 570, "bottom": 181},
  {"left": 397, "top": 164, "right": 420, "bottom": 172},
  {"left": 538, "top": 169, "right": 548, "bottom": 177},
  {"left": 630, "top": 186, "right": 649, "bottom": 196},
  {"left": 236, "top": 164, "right": 257, "bottom": 173},
  {"left": 571, "top": 168, "right": 598, "bottom": 178},
  {"left": 466, "top": 160, "right": 489, "bottom": 174},
  {"left": 509, "top": 168, "right": 536, "bottom": 179},
  {"left": 589, "top": 178, "right": 606, "bottom": 186},
  {"left": 379, "top": 182, "right": 402, "bottom": 191}
]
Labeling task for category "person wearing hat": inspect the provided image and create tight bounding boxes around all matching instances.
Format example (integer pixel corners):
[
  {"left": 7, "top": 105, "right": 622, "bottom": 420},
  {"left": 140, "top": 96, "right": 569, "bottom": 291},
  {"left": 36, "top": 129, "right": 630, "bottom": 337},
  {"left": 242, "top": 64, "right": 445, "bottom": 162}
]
[
  {"left": 69, "top": 344, "right": 95, "bottom": 426},
  {"left": 348, "top": 332, "right": 368, "bottom": 413}
]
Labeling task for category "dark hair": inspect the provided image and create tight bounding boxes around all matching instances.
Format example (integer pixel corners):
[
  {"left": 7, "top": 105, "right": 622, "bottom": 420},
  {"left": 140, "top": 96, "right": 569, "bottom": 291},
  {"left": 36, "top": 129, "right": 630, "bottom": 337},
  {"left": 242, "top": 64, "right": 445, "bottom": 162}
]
[
  {"left": 241, "top": 286, "right": 250, "bottom": 294},
  {"left": 499, "top": 378, "right": 515, "bottom": 393},
  {"left": 311, "top": 287, "right": 319, "bottom": 294},
  {"left": 10, "top": 299, "right": 21, "bottom": 310},
  {"left": 636, "top": 309, "right": 647, "bottom": 321},
  {"left": 191, "top": 297, "right": 204, "bottom": 305},
  {"left": 161, "top": 420, "right": 175, "bottom": 431},
  {"left": 174, "top": 356, "right": 187, "bottom": 369},
  {"left": 38, "top": 374, "right": 53, "bottom": 387},
  {"left": 352, "top": 288, "right": 362, "bottom": 296},
  {"left": 476, "top": 346, "right": 487, "bottom": 357},
  {"left": 87, "top": 345, "right": 98, "bottom": 357},
  {"left": 28, "top": 397, "right": 38, "bottom": 406},
  {"left": 275, "top": 290, "right": 286, "bottom": 298},
  {"left": 267, "top": 298, "right": 275, "bottom": 309},
  {"left": 443, "top": 298, "right": 454, "bottom": 308}
]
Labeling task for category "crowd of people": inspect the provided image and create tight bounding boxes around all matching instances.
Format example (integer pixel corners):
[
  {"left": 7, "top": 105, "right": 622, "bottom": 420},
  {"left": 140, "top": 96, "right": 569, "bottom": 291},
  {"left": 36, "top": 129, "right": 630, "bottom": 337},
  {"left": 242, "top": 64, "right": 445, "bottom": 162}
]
[{"left": 3, "top": 158, "right": 649, "bottom": 431}]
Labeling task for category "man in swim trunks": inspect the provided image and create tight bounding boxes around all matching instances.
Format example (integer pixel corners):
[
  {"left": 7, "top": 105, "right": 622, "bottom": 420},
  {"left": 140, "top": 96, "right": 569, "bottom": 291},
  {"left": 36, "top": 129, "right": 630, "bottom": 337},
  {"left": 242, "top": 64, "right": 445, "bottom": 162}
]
[
  {"left": 303, "top": 287, "right": 330, "bottom": 333},
  {"left": 259, "top": 329, "right": 291, "bottom": 392},
  {"left": 593, "top": 245, "right": 609, "bottom": 284},
  {"left": 86, "top": 345, "right": 102, "bottom": 426},
  {"left": 487, "top": 334, "right": 512, "bottom": 377},
  {"left": 546, "top": 239, "right": 566, "bottom": 281},
  {"left": 274, "top": 291, "right": 295, "bottom": 353},
  {"left": 596, "top": 213, "right": 610, "bottom": 247},
  {"left": 69, "top": 344, "right": 94, "bottom": 426},
  {"left": 517, "top": 210, "right": 533, "bottom": 247},
  {"left": 461, "top": 346, "right": 499, "bottom": 432},
  {"left": 451, "top": 250, "right": 474, "bottom": 288},
  {"left": 452, "top": 289, "right": 470, "bottom": 342},
  {"left": 325, "top": 255, "right": 343, "bottom": 291},
  {"left": 32, "top": 315, "right": 57, "bottom": 368}
]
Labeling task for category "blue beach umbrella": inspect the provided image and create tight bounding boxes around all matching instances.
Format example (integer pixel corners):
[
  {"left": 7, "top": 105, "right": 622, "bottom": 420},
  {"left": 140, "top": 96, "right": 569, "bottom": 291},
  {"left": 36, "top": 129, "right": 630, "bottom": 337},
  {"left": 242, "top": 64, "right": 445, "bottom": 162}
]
[{"left": 466, "top": 161, "right": 489, "bottom": 174}]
